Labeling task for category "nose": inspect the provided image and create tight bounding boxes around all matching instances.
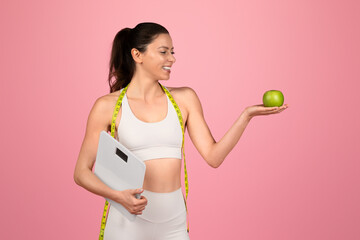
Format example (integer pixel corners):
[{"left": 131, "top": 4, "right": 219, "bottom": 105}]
[{"left": 169, "top": 53, "right": 176, "bottom": 64}]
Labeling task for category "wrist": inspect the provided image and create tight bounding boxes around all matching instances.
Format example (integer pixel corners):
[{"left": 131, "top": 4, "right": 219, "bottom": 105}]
[
  {"left": 110, "top": 189, "right": 124, "bottom": 204},
  {"left": 242, "top": 107, "right": 253, "bottom": 122}
]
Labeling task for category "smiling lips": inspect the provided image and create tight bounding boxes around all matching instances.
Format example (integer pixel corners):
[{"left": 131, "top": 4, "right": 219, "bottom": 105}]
[{"left": 163, "top": 66, "right": 171, "bottom": 73}]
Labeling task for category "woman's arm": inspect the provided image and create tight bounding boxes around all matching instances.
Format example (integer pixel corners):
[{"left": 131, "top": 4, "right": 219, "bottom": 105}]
[
  {"left": 73, "top": 96, "right": 147, "bottom": 214},
  {"left": 74, "top": 97, "right": 120, "bottom": 200},
  {"left": 184, "top": 87, "right": 288, "bottom": 168}
]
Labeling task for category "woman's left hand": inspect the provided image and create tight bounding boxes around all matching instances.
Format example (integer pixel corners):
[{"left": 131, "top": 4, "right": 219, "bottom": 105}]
[{"left": 244, "top": 104, "right": 289, "bottom": 120}]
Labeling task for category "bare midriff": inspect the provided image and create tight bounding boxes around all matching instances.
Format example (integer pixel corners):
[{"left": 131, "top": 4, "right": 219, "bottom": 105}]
[{"left": 142, "top": 158, "right": 182, "bottom": 193}]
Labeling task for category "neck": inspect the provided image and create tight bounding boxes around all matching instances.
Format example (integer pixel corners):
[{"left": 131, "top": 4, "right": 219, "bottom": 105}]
[{"left": 126, "top": 74, "right": 164, "bottom": 101}]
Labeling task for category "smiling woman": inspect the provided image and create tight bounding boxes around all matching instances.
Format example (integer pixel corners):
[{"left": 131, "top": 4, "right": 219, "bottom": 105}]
[
  {"left": 107, "top": 23, "right": 175, "bottom": 93},
  {"left": 74, "top": 23, "right": 191, "bottom": 240},
  {"left": 133, "top": 33, "right": 176, "bottom": 82},
  {"left": 74, "top": 22, "right": 288, "bottom": 240}
]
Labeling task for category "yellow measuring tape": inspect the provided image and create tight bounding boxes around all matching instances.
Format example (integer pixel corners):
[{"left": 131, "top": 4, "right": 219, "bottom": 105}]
[{"left": 98, "top": 83, "right": 189, "bottom": 239}]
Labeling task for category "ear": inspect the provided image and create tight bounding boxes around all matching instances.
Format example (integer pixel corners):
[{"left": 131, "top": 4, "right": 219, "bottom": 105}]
[{"left": 131, "top": 48, "right": 143, "bottom": 64}]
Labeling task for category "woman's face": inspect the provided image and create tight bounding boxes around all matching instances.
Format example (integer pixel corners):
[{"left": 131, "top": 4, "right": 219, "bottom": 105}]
[{"left": 139, "top": 33, "right": 176, "bottom": 80}]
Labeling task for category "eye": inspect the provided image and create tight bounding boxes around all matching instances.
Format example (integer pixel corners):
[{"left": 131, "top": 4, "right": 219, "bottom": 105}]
[{"left": 160, "top": 51, "right": 175, "bottom": 55}]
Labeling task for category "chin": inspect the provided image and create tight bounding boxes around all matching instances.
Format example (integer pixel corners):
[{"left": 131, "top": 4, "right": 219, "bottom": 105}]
[{"left": 159, "top": 75, "right": 170, "bottom": 80}]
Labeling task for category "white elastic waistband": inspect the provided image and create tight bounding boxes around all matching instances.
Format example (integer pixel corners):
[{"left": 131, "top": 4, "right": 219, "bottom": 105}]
[{"left": 137, "top": 187, "right": 186, "bottom": 223}]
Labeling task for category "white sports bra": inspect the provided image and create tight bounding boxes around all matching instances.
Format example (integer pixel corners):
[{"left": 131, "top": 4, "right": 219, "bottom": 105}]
[{"left": 116, "top": 87, "right": 182, "bottom": 161}]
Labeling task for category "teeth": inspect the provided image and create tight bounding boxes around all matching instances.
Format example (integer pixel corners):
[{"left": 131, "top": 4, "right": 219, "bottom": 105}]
[{"left": 163, "top": 67, "right": 171, "bottom": 70}]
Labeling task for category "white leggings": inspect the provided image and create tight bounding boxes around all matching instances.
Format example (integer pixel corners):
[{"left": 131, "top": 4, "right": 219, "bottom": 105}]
[{"left": 103, "top": 187, "right": 190, "bottom": 240}]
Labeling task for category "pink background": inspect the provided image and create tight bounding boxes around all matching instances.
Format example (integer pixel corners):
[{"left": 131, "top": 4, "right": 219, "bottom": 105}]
[{"left": 1, "top": 0, "right": 359, "bottom": 239}]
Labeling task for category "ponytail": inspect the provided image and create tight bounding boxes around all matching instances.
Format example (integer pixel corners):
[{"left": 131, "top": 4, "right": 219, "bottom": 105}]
[
  {"left": 107, "top": 22, "right": 169, "bottom": 93},
  {"left": 108, "top": 28, "right": 134, "bottom": 93}
]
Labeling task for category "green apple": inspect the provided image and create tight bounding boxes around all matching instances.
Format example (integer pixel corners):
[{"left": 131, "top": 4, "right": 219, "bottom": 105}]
[{"left": 263, "top": 90, "right": 284, "bottom": 107}]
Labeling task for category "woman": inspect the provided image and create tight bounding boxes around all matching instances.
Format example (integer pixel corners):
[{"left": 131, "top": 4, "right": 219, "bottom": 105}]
[{"left": 74, "top": 22, "right": 288, "bottom": 240}]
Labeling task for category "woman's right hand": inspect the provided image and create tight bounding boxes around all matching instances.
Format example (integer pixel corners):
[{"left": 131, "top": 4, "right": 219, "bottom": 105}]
[
  {"left": 116, "top": 188, "right": 148, "bottom": 215},
  {"left": 74, "top": 97, "right": 148, "bottom": 215}
]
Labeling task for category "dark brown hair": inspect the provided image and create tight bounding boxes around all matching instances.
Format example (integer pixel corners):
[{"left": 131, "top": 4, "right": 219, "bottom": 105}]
[{"left": 108, "top": 22, "right": 169, "bottom": 93}]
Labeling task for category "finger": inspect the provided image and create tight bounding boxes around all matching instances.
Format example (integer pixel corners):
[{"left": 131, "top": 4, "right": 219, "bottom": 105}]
[
  {"left": 265, "top": 105, "right": 288, "bottom": 114},
  {"left": 279, "top": 106, "right": 288, "bottom": 111},
  {"left": 276, "top": 107, "right": 287, "bottom": 113},
  {"left": 262, "top": 107, "right": 279, "bottom": 113},
  {"left": 141, "top": 196, "right": 147, "bottom": 202},
  {"left": 134, "top": 207, "right": 145, "bottom": 215},
  {"left": 279, "top": 105, "right": 288, "bottom": 110},
  {"left": 265, "top": 108, "right": 282, "bottom": 115},
  {"left": 140, "top": 198, "right": 148, "bottom": 206},
  {"left": 135, "top": 198, "right": 147, "bottom": 206},
  {"left": 134, "top": 205, "right": 145, "bottom": 212},
  {"left": 264, "top": 106, "right": 280, "bottom": 111},
  {"left": 129, "top": 188, "right": 142, "bottom": 195}
]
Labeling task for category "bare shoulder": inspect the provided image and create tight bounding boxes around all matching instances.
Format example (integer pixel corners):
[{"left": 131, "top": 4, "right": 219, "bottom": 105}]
[
  {"left": 166, "top": 86, "right": 199, "bottom": 103},
  {"left": 93, "top": 91, "right": 119, "bottom": 112},
  {"left": 165, "top": 86, "right": 202, "bottom": 120},
  {"left": 87, "top": 91, "right": 120, "bottom": 127}
]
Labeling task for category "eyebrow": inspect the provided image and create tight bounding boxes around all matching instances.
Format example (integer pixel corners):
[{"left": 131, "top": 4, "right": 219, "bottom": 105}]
[{"left": 158, "top": 46, "right": 174, "bottom": 50}]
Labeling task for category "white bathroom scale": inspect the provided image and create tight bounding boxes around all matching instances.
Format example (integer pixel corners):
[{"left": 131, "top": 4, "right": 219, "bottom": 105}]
[{"left": 94, "top": 130, "right": 146, "bottom": 221}]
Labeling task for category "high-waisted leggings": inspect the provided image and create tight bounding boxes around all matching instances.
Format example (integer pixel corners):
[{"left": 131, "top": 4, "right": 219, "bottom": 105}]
[{"left": 103, "top": 187, "right": 190, "bottom": 240}]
